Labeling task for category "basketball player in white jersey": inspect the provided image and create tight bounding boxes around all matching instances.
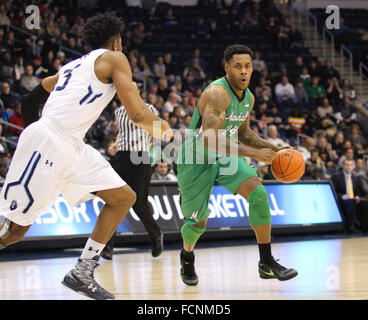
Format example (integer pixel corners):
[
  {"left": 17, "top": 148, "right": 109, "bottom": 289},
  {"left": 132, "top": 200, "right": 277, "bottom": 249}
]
[{"left": 0, "top": 12, "right": 172, "bottom": 300}]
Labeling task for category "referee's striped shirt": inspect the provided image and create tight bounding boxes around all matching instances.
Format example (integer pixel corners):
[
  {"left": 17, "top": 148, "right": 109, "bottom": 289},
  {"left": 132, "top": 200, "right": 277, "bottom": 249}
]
[{"left": 115, "top": 103, "right": 158, "bottom": 152}]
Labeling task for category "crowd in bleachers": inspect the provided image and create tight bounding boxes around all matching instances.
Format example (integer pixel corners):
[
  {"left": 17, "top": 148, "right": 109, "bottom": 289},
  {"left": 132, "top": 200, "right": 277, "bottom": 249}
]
[{"left": 0, "top": 0, "right": 368, "bottom": 230}]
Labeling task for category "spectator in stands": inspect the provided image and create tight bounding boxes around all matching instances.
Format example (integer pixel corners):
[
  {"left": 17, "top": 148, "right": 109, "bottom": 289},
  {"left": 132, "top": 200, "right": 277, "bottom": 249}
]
[
  {"left": 266, "top": 125, "right": 288, "bottom": 148},
  {"left": 306, "top": 76, "right": 327, "bottom": 100},
  {"left": 307, "top": 149, "right": 327, "bottom": 179},
  {"left": 332, "top": 158, "right": 360, "bottom": 233},
  {"left": 208, "top": 20, "right": 220, "bottom": 39},
  {"left": 294, "top": 80, "right": 309, "bottom": 104},
  {"left": 151, "top": 161, "right": 177, "bottom": 181},
  {"left": 338, "top": 147, "right": 355, "bottom": 168},
  {"left": 0, "top": 81, "right": 17, "bottom": 111},
  {"left": 191, "top": 16, "right": 209, "bottom": 39},
  {"left": 289, "top": 24, "right": 304, "bottom": 51},
  {"left": 252, "top": 51, "right": 268, "bottom": 78},
  {"left": 183, "top": 58, "right": 206, "bottom": 83},
  {"left": 321, "top": 59, "right": 340, "bottom": 85},
  {"left": 335, "top": 96, "right": 357, "bottom": 127},
  {"left": 297, "top": 137, "right": 315, "bottom": 161},
  {"left": 189, "top": 48, "right": 206, "bottom": 71},
  {"left": 157, "top": 78, "right": 170, "bottom": 101},
  {"left": 19, "top": 65, "right": 40, "bottom": 94},
  {"left": 341, "top": 78, "right": 356, "bottom": 100},
  {"left": 291, "top": 56, "right": 304, "bottom": 81},
  {"left": 0, "top": 4, "right": 10, "bottom": 27},
  {"left": 168, "top": 112, "right": 179, "bottom": 129},
  {"left": 326, "top": 77, "right": 343, "bottom": 105},
  {"left": 8, "top": 100, "right": 23, "bottom": 136},
  {"left": 317, "top": 98, "right": 334, "bottom": 120},
  {"left": 277, "top": 25, "right": 290, "bottom": 50},
  {"left": 164, "top": 53, "right": 179, "bottom": 83},
  {"left": 354, "top": 158, "right": 365, "bottom": 176},
  {"left": 275, "top": 76, "right": 296, "bottom": 105},
  {"left": 298, "top": 66, "right": 311, "bottom": 88},
  {"left": 1, "top": 51, "right": 15, "bottom": 86},
  {"left": 161, "top": 7, "right": 179, "bottom": 29},
  {"left": 13, "top": 55, "right": 25, "bottom": 84},
  {"left": 332, "top": 131, "right": 345, "bottom": 157},
  {"left": 154, "top": 56, "right": 166, "bottom": 79},
  {"left": 347, "top": 124, "right": 367, "bottom": 151},
  {"left": 179, "top": 114, "right": 192, "bottom": 136},
  {"left": 308, "top": 60, "right": 322, "bottom": 79},
  {"left": 132, "top": 23, "right": 152, "bottom": 49},
  {"left": 163, "top": 92, "right": 179, "bottom": 113},
  {"left": 265, "top": 16, "right": 279, "bottom": 43},
  {"left": 255, "top": 77, "right": 272, "bottom": 102}
]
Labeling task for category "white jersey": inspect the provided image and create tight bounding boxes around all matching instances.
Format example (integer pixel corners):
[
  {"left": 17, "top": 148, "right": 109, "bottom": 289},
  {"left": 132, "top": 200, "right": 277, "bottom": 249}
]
[{"left": 42, "top": 48, "right": 116, "bottom": 142}]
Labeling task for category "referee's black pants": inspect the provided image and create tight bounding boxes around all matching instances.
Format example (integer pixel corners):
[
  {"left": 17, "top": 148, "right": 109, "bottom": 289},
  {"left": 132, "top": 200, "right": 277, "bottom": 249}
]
[{"left": 106, "top": 151, "right": 161, "bottom": 247}]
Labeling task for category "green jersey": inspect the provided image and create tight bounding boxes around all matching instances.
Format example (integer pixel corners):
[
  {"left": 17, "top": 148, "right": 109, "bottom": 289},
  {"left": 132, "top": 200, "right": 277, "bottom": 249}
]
[{"left": 179, "top": 76, "right": 253, "bottom": 164}]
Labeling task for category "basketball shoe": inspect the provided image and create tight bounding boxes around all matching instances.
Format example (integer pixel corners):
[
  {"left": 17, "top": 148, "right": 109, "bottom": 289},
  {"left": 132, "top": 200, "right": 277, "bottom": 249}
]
[
  {"left": 62, "top": 255, "right": 114, "bottom": 300},
  {"left": 180, "top": 249, "right": 198, "bottom": 286},
  {"left": 258, "top": 256, "right": 298, "bottom": 281}
]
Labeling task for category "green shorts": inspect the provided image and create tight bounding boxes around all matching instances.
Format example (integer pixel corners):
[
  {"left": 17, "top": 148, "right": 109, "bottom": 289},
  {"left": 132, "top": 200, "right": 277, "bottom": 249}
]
[{"left": 177, "top": 156, "right": 258, "bottom": 225}]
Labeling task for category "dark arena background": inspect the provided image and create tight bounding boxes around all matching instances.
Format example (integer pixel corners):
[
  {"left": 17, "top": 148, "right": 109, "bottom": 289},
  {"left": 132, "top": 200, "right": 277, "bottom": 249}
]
[{"left": 0, "top": 0, "right": 368, "bottom": 306}]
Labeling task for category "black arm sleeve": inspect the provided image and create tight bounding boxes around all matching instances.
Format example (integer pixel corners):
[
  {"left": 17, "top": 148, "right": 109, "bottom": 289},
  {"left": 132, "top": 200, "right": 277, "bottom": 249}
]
[{"left": 21, "top": 84, "right": 50, "bottom": 128}]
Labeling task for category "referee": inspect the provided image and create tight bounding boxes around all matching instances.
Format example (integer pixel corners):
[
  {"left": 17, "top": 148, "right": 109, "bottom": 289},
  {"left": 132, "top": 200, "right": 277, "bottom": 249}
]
[{"left": 101, "top": 82, "right": 163, "bottom": 260}]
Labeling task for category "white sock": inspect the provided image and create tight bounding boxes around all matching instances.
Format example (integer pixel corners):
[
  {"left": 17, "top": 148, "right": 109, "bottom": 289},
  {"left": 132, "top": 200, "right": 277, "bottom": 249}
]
[{"left": 80, "top": 238, "right": 105, "bottom": 260}]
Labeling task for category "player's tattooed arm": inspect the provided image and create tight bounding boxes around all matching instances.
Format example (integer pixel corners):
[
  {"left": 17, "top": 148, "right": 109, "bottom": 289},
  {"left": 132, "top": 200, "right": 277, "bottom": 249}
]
[
  {"left": 202, "top": 86, "right": 261, "bottom": 159},
  {"left": 238, "top": 93, "right": 280, "bottom": 152}
]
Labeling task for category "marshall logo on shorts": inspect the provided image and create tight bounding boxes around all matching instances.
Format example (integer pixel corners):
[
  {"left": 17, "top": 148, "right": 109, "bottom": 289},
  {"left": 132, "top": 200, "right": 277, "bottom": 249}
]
[{"left": 10, "top": 200, "right": 17, "bottom": 211}]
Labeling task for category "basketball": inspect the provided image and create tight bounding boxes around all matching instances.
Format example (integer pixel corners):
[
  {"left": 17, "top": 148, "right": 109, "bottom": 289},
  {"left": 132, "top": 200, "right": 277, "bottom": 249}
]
[{"left": 271, "top": 149, "right": 305, "bottom": 183}]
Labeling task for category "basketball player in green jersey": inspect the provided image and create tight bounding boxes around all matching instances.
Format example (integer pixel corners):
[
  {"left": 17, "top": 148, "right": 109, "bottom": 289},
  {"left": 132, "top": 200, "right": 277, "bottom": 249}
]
[{"left": 177, "top": 44, "right": 298, "bottom": 285}]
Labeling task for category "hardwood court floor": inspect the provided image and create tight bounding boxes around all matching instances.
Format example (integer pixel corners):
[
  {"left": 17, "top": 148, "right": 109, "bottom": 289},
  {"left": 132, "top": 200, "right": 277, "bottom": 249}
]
[{"left": 0, "top": 236, "right": 367, "bottom": 300}]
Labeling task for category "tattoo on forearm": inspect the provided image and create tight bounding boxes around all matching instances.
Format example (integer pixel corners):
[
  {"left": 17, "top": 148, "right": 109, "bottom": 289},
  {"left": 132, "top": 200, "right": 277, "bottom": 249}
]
[{"left": 239, "top": 127, "right": 278, "bottom": 151}]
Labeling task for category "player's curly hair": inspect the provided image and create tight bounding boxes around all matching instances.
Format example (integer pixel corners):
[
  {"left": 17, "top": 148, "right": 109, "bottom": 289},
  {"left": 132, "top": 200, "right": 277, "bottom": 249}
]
[
  {"left": 224, "top": 44, "right": 253, "bottom": 62},
  {"left": 82, "top": 11, "right": 123, "bottom": 49}
]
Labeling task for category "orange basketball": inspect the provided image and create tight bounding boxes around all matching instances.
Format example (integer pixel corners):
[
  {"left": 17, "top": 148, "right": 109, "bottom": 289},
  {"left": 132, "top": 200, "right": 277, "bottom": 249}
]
[{"left": 271, "top": 149, "right": 305, "bottom": 183}]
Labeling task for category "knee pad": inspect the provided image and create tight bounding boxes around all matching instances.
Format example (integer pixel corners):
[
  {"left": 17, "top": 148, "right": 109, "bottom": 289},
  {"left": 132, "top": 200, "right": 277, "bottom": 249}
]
[
  {"left": 181, "top": 223, "right": 206, "bottom": 245},
  {"left": 247, "top": 185, "right": 271, "bottom": 226}
]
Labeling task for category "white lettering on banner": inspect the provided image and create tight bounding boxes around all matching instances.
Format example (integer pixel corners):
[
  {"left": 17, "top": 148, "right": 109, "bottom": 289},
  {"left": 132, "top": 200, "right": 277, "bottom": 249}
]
[
  {"left": 222, "top": 194, "right": 237, "bottom": 218},
  {"left": 129, "top": 207, "right": 141, "bottom": 221},
  {"left": 31, "top": 189, "right": 285, "bottom": 227},
  {"left": 269, "top": 193, "right": 285, "bottom": 216},
  {"left": 173, "top": 195, "right": 183, "bottom": 219},
  {"left": 208, "top": 202, "right": 216, "bottom": 218},
  {"left": 153, "top": 195, "right": 173, "bottom": 221},
  {"left": 234, "top": 194, "right": 248, "bottom": 217},
  {"left": 73, "top": 203, "right": 90, "bottom": 223},
  {"left": 42, "top": 208, "right": 58, "bottom": 224},
  {"left": 148, "top": 196, "right": 159, "bottom": 220},
  {"left": 54, "top": 197, "right": 73, "bottom": 223},
  {"left": 210, "top": 195, "right": 229, "bottom": 218}
]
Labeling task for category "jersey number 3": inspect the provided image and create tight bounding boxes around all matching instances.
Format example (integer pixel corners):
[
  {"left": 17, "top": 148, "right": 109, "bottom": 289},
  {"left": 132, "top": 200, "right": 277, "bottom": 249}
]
[{"left": 54, "top": 63, "right": 103, "bottom": 106}]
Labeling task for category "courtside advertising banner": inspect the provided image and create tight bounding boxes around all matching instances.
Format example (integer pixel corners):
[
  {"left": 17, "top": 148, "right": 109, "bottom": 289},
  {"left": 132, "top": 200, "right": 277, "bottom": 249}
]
[{"left": 24, "top": 182, "right": 343, "bottom": 238}]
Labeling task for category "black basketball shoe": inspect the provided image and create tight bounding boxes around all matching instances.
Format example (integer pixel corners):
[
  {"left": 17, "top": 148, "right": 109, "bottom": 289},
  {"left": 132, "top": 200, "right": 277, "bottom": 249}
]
[
  {"left": 62, "top": 256, "right": 114, "bottom": 300},
  {"left": 180, "top": 249, "right": 198, "bottom": 286},
  {"left": 259, "top": 256, "right": 298, "bottom": 281}
]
